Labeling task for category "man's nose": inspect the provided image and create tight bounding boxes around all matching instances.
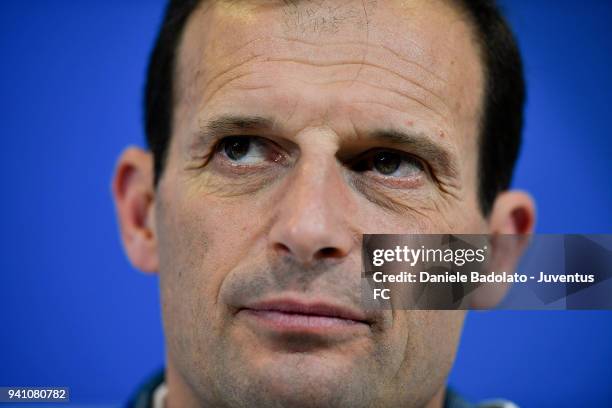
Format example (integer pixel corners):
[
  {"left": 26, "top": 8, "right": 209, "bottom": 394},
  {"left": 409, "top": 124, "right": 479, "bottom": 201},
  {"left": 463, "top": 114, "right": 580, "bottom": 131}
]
[{"left": 268, "top": 155, "right": 356, "bottom": 266}]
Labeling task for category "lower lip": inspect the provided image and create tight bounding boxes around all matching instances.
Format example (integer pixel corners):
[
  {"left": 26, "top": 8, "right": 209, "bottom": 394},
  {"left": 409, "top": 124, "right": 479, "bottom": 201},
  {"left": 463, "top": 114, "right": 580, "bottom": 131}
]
[{"left": 239, "top": 309, "right": 368, "bottom": 333}]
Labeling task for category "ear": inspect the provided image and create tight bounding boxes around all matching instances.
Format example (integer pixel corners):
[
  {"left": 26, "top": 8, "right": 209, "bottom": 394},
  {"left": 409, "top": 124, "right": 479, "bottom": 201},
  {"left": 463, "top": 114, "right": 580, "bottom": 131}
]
[
  {"left": 468, "top": 190, "right": 536, "bottom": 309},
  {"left": 488, "top": 190, "right": 536, "bottom": 235},
  {"left": 112, "top": 147, "right": 158, "bottom": 273}
]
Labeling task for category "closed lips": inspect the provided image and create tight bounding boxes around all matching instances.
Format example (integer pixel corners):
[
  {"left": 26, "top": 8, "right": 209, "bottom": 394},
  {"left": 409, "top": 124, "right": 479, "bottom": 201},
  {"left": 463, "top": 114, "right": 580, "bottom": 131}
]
[{"left": 241, "top": 299, "right": 371, "bottom": 326}]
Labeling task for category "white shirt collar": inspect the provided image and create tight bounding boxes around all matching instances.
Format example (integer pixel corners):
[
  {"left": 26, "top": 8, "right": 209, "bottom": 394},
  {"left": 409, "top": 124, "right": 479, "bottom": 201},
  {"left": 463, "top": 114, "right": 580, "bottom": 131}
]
[{"left": 152, "top": 382, "right": 168, "bottom": 408}]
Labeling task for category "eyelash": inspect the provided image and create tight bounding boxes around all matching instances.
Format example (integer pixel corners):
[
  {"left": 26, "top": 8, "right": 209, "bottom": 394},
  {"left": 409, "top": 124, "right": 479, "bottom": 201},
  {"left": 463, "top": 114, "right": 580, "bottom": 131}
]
[
  {"left": 349, "top": 149, "right": 425, "bottom": 175},
  {"left": 215, "top": 135, "right": 285, "bottom": 166}
]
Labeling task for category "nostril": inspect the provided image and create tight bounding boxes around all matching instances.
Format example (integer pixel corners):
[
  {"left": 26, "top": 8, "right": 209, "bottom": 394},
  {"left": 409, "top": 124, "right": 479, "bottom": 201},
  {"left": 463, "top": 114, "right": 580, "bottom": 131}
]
[
  {"left": 316, "top": 247, "right": 343, "bottom": 259},
  {"left": 273, "top": 242, "right": 292, "bottom": 255}
]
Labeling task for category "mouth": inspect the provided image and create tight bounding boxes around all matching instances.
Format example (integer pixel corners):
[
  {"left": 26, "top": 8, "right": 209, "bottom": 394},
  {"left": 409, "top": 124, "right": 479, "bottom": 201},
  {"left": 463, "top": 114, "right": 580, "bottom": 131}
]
[{"left": 237, "top": 297, "right": 372, "bottom": 334}]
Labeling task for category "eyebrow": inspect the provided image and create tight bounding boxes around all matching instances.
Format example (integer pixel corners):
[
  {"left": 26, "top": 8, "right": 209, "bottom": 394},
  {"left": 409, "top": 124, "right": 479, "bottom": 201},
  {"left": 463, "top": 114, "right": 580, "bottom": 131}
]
[
  {"left": 192, "top": 114, "right": 275, "bottom": 149},
  {"left": 203, "top": 115, "right": 275, "bottom": 134}
]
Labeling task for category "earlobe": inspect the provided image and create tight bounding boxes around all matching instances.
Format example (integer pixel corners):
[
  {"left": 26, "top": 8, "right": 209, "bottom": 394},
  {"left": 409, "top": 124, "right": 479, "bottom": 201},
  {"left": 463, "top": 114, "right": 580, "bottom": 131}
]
[{"left": 112, "top": 147, "right": 159, "bottom": 273}]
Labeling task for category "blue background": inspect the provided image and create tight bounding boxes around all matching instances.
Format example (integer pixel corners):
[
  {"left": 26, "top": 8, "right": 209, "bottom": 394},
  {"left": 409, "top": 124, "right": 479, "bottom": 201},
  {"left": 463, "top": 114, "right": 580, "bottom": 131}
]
[{"left": 0, "top": 1, "right": 611, "bottom": 406}]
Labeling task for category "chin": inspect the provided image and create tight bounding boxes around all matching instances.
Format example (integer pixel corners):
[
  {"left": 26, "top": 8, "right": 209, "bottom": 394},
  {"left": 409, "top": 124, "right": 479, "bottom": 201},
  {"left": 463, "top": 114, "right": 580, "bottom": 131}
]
[{"left": 232, "top": 351, "right": 378, "bottom": 408}]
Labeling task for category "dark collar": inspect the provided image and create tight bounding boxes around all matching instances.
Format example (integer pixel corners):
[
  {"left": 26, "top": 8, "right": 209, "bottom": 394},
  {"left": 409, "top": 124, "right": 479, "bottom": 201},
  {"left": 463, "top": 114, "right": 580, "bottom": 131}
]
[{"left": 125, "top": 369, "right": 164, "bottom": 408}]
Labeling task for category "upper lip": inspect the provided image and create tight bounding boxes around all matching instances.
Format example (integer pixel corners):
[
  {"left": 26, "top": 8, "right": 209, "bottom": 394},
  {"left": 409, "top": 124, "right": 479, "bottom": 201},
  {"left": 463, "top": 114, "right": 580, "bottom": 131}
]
[{"left": 241, "top": 297, "right": 371, "bottom": 324}]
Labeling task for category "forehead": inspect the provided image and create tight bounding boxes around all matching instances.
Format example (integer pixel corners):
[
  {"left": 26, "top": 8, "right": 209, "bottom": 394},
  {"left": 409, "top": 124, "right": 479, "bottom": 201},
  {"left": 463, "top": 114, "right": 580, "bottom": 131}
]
[{"left": 174, "top": 0, "right": 483, "bottom": 155}]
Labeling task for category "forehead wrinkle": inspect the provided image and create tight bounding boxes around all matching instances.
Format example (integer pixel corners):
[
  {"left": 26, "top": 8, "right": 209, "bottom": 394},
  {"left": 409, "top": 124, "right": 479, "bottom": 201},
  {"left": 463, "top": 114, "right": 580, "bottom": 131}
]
[
  {"left": 190, "top": 54, "right": 453, "bottom": 130},
  {"left": 276, "top": 36, "right": 448, "bottom": 85},
  {"left": 196, "top": 50, "right": 263, "bottom": 92},
  {"left": 262, "top": 56, "right": 449, "bottom": 116},
  {"left": 205, "top": 34, "right": 450, "bottom": 96},
  {"left": 180, "top": 26, "right": 455, "bottom": 105},
  {"left": 251, "top": 64, "right": 451, "bottom": 125},
  {"left": 196, "top": 71, "right": 450, "bottom": 134},
  {"left": 197, "top": 67, "right": 262, "bottom": 109},
  {"left": 178, "top": 0, "right": 480, "bottom": 104}
]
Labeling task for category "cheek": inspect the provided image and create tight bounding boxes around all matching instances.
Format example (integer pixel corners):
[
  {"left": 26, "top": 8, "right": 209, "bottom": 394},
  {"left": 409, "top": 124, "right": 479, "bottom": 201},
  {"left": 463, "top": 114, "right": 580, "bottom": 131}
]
[
  {"left": 389, "top": 311, "right": 465, "bottom": 391},
  {"left": 155, "top": 185, "right": 253, "bottom": 376},
  {"left": 155, "top": 194, "right": 214, "bottom": 356},
  {"left": 155, "top": 180, "right": 269, "bottom": 325}
]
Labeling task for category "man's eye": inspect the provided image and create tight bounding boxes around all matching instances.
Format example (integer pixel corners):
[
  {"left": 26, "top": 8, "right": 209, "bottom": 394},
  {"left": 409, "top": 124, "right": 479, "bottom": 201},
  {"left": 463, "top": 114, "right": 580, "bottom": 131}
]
[
  {"left": 219, "top": 136, "right": 267, "bottom": 164},
  {"left": 353, "top": 150, "right": 424, "bottom": 178}
]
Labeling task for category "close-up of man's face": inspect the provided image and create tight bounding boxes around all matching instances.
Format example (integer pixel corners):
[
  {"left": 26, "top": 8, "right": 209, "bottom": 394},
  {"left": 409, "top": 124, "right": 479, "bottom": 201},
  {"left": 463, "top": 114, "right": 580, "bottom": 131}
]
[{"left": 113, "top": 0, "right": 534, "bottom": 407}]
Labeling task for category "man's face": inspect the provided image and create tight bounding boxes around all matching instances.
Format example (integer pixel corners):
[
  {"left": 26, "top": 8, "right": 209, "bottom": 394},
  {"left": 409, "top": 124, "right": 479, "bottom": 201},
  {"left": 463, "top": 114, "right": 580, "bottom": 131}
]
[{"left": 155, "top": 0, "right": 484, "bottom": 406}]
